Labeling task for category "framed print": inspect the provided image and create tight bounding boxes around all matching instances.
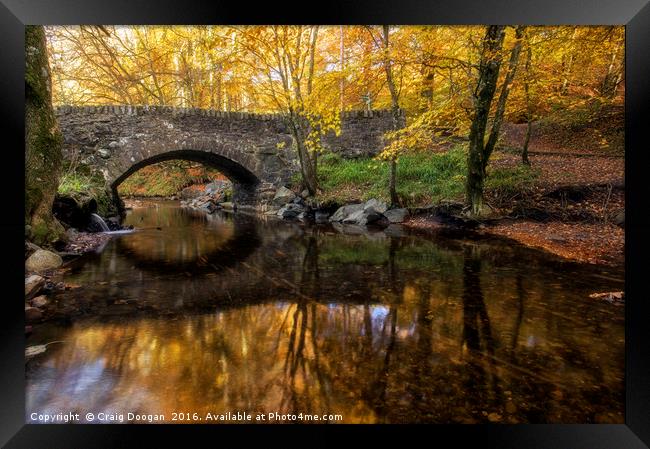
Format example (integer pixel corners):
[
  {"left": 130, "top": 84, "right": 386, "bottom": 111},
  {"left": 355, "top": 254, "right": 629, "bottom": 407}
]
[{"left": 2, "top": 0, "right": 650, "bottom": 447}]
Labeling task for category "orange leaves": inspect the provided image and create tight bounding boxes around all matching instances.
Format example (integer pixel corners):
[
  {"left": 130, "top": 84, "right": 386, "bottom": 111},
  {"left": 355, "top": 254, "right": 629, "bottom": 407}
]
[{"left": 483, "top": 221, "right": 624, "bottom": 266}]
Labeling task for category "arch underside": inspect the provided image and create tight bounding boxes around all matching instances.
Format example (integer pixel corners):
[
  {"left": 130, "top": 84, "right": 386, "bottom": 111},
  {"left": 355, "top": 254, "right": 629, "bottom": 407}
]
[{"left": 111, "top": 149, "right": 261, "bottom": 204}]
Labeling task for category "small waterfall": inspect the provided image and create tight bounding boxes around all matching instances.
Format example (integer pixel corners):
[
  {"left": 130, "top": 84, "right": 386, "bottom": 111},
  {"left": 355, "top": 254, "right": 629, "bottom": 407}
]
[{"left": 90, "top": 213, "right": 110, "bottom": 232}]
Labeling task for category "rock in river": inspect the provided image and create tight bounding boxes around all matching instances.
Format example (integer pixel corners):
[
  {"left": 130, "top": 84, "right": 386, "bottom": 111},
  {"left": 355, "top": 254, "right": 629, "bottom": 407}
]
[
  {"left": 330, "top": 199, "right": 389, "bottom": 223},
  {"left": 25, "top": 274, "right": 46, "bottom": 300},
  {"left": 25, "top": 306, "right": 43, "bottom": 323},
  {"left": 342, "top": 207, "right": 382, "bottom": 226},
  {"left": 31, "top": 295, "right": 49, "bottom": 308},
  {"left": 384, "top": 208, "right": 409, "bottom": 223},
  {"left": 25, "top": 249, "right": 63, "bottom": 273},
  {"left": 273, "top": 186, "right": 296, "bottom": 206},
  {"left": 329, "top": 203, "right": 365, "bottom": 222},
  {"left": 363, "top": 198, "right": 388, "bottom": 214},
  {"left": 277, "top": 203, "right": 305, "bottom": 219}
]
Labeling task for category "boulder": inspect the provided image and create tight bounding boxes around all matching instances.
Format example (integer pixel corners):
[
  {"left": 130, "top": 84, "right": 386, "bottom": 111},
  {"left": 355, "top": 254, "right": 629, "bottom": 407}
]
[
  {"left": 273, "top": 186, "right": 296, "bottom": 206},
  {"left": 31, "top": 295, "right": 49, "bottom": 308},
  {"left": 277, "top": 203, "right": 305, "bottom": 219},
  {"left": 364, "top": 198, "right": 388, "bottom": 214},
  {"left": 25, "top": 306, "right": 43, "bottom": 323},
  {"left": 25, "top": 249, "right": 63, "bottom": 273},
  {"left": 342, "top": 207, "right": 382, "bottom": 226},
  {"left": 52, "top": 194, "right": 91, "bottom": 229},
  {"left": 25, "top": 274, "right": 46, "bottom": 300},
  {"left": 329, "top": 203, "right": 365, "bottom": 222},
  {"left": 25, "top": 241, "right": 41, "bottom": 259},
  {"left": 105, "top": 216, "right": 121, "bottom": 230},
  {"left": 384, "top": 208, "right": 409, "bottom": 223}
]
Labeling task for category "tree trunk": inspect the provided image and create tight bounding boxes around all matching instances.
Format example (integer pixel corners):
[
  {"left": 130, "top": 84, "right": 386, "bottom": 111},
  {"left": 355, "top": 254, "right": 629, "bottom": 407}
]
[
  {"left": 288, "top": 112, "right": 318, "bottom": 195},
  {"left": 560, "top": 27, "right": 577, "bottom": 95},
  {"left": 522, "top": 120, "right": 532, "bottom": 166},
  {"left": 307, "top": 26, "right": 319, "bottom": 96},
  {"left": 389, "top": 158, "right": 399, "bottom": 207},
  {"left": 600, "top": 40, "right": 622, "bottom": 99},
  {"left": 466, "top": 25, "right": 506, "bottom": 216},
  {"left": 522, "top": 41, "right": 533, "bottom": 166},
  {"left": 382, "top": 25, "right": 402, "bottom": 208},
  {"left": 339, "top": 25, "right": 345, "bottom": 110},
  {"left": 25, "top": 25, "right": 65, "bottom": 246},
  {"left": 483, "top": 26, "right": 524, "bottom": 172}
]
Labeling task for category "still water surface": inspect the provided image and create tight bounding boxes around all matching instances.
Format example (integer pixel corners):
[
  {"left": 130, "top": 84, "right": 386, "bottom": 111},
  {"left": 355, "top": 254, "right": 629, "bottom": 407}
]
[{"left": 26, "top": 200, "right": 624, "bottom": 423}]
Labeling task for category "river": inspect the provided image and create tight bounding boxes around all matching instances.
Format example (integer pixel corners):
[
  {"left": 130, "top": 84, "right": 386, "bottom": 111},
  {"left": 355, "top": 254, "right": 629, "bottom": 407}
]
[{"left": 25, "top": 200, "right": 624, "bottom": 424}]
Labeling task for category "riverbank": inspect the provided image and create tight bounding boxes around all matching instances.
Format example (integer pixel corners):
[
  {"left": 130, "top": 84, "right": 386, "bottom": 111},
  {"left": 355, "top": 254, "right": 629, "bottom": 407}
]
[{"left": 404, "top": 214, "right": 624, "bottom": 267}]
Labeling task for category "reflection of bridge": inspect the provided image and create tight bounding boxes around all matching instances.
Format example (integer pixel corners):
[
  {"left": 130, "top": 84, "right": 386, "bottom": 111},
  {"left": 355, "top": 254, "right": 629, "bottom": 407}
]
[
  {"left": 56, "top": 106, "right": 403, "bottom": 207},
  {"left": 115, "top": 212, "right": 262, "bottom": 274}
]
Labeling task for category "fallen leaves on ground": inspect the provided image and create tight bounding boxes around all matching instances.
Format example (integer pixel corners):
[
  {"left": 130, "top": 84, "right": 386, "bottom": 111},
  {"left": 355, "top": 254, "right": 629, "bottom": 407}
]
[
  {"left": 481, "top": 221, "right": 624, "bottom": 266},
  {"left": 490, "top": 152, "right": 624, "bottom": 187},
  {"left": 63, "top": 232, "right": 112, "bottom": 254}
]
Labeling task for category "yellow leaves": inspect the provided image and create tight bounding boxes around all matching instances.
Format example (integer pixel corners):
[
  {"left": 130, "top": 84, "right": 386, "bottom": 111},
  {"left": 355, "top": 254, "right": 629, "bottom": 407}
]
[{"left": 45, "top": 24, "right": 624, "bottom": 131}]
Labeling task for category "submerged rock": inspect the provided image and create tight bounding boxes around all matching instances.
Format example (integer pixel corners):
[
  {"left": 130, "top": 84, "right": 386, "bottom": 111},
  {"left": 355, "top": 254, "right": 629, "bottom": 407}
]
[
  {"left": 25, "top": 249, "right": 63, "bottom": 273},
  {"left": 384, "top": 208, "right": 409, "bottom": 223}
]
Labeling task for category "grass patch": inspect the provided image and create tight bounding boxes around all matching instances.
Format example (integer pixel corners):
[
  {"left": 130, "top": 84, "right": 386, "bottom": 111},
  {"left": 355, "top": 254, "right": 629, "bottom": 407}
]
[
  {"left": 57, "top": 165, "right": 116, "bottom": 216},
  {"left": 58, "top": 171, "right": 100, "bottom": 195},
  {"left": 486, "top": 164, "right": 540, "bottom": 195},
  {"left": 311, "top": 146, "right": 538, "bottom": 207}
]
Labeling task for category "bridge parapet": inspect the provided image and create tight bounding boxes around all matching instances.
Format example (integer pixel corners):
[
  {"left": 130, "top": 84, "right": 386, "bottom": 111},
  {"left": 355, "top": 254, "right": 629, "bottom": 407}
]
[{"left": 55, "top": 105, "right": 404, "bottom": 120}]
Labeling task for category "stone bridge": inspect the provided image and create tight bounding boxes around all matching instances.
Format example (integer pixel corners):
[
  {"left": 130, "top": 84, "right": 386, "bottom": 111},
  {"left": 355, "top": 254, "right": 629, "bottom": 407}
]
[{"left": 55, "top": 105, "right": 404, "bottom": 209}]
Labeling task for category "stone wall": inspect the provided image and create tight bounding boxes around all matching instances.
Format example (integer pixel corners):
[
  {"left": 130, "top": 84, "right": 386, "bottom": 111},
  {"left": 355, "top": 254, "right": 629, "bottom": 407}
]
[{"left": 56, "top": 106, "right": 403, "bottom": 206}]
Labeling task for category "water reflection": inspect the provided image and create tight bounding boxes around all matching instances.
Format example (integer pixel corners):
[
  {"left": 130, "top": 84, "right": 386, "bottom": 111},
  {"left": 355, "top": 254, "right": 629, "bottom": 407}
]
[
  {"left": 26, "top": 201, "right": 624, "bottom": 424},
  {"left": 116, "top": 204, "right": 261, "bottom": 273}
]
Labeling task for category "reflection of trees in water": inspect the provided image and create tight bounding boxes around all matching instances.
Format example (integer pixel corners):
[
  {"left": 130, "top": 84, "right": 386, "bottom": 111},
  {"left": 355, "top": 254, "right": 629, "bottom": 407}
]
[
  {"left": 459, "top": 245, "right": 504, "bottom": 421},
  {"left": 32, "top": 221, "right": 624, "bottom": 423}
]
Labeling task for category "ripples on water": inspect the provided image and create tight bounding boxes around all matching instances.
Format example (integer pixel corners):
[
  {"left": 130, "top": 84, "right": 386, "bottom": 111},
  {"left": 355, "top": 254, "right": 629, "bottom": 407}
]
[{"left": 26, "top": 200, "right": 624, "bottom": 424}]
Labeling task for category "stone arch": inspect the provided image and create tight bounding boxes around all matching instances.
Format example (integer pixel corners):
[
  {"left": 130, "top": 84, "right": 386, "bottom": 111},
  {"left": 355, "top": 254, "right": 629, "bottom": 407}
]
[{"left": 110, "top": 149, "right": 261, "bottom": 205}]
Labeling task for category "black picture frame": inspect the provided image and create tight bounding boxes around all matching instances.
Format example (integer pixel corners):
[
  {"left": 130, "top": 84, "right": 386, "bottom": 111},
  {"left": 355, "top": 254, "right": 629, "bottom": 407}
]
[{"left": 2, "top": 1, "right": 649, "bottom": 447}]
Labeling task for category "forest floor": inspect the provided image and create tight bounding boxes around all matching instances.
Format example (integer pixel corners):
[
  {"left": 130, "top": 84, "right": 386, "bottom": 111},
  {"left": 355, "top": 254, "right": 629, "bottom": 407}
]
[{"left": 406, "top": 107, "right": 625, "bottom": 266}]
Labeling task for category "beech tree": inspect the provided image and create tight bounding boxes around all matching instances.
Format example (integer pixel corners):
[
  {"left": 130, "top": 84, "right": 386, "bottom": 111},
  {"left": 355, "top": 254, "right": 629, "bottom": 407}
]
[
  {"left": 466, "top": 25, "right": 524, "bottom": 216},
  {"left": 25, "top": 25, "right": 65, "bottom": 245}
]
